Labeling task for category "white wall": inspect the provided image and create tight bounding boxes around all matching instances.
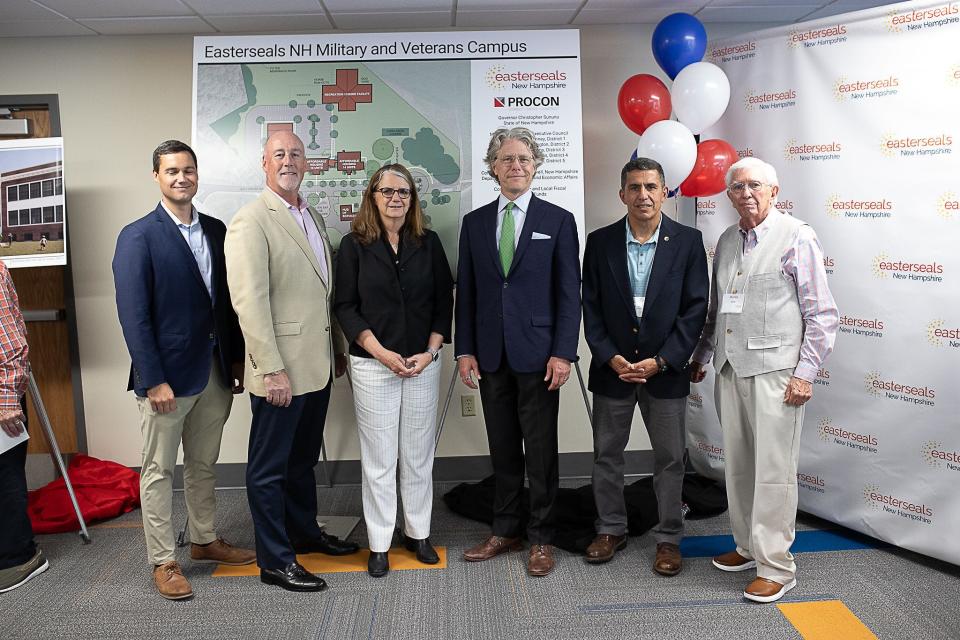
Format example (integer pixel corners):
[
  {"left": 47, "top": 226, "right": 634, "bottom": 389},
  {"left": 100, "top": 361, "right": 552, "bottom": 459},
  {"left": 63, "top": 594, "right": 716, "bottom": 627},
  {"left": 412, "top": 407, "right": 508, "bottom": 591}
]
[{"left": 0, "top": 22, "right": 775, "bottom": 468}]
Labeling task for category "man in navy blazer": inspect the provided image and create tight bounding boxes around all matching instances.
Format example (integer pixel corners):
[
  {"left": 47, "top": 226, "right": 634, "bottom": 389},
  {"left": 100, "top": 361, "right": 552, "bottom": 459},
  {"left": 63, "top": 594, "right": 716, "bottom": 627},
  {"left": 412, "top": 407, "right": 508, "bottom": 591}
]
[
  {"left": 456, "top": 127, "right": 581, "bottom": 577},
  {"left": 113, "top": 140, "right": 255, "bottom": 600},
  {"left": 581, "top": 158, "right": 708, "bottom": 576}
]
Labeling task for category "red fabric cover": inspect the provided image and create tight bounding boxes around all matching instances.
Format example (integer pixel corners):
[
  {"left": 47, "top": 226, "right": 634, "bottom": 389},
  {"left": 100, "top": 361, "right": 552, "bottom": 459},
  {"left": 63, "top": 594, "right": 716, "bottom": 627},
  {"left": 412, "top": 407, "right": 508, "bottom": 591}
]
[{"left": 27, "top": 454, "right": 140, "bottom": 534}]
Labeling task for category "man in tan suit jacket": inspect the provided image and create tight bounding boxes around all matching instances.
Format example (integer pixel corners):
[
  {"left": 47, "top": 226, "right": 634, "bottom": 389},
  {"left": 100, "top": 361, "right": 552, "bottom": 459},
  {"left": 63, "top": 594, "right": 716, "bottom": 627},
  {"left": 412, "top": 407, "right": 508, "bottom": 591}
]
[{"left": 225, "top": 131, "right": 357, "bottom": 593}]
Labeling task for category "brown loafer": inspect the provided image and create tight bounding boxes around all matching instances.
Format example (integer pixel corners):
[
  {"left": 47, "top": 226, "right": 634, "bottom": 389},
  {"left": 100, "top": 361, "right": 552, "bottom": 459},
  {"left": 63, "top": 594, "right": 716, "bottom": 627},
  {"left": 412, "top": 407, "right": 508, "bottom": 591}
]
[
  {"left": 463, "top": 535, "right": 523, "bottom": 562},
  {"left": 654, "top": 542, "right": 682, "bottom": 576},
  {"left": 711, "top": 549, "right": 757, "bottom": 572},
  {"left": 743, "top": 576, "right": 796, "bottom": 603},
  {"left": 153, "top": 561, "right": 193, "bottom": 600},
  {"left": 527, "top": 544, "right": 555, "bottom": 577},
  {"left": 584, "top": 534, "right": 627, "bottom": 564},
  {"left": 191, "top": 537, "right": 257, "bottom": 566}
]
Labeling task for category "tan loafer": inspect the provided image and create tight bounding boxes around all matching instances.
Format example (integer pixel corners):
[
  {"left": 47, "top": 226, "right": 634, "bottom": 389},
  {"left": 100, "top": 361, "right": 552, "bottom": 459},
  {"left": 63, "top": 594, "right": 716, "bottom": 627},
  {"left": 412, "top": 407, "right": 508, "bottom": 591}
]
[
  {"left": 153, "top": 561, "right": 193, "bottom": 600},
  {"left": 190, "top": 537, "right": 257, "bottom": 566},
  {"left": 744, "top": 577, "right": 796, "bottom": 603},
  {"left": 712, "top": 549, "right": 757, "bottom": 572}
]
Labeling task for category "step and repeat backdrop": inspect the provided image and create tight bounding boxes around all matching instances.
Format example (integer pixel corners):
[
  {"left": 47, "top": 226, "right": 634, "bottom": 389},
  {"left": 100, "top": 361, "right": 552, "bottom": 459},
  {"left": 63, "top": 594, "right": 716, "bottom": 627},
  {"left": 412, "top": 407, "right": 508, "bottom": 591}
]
[{"left": 687, "top": 0, "right": 960, "bottom": 564}]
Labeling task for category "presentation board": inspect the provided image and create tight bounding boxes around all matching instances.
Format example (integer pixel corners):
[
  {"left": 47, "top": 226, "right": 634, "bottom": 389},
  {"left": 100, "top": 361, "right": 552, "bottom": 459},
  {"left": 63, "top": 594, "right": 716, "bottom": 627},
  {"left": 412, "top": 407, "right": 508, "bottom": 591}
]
[
  {"left": 688, "top": 0, "right": 960, "bottom": 565},
  {"left": 191, "top": 30, "right": 584, "bottom": 265}
]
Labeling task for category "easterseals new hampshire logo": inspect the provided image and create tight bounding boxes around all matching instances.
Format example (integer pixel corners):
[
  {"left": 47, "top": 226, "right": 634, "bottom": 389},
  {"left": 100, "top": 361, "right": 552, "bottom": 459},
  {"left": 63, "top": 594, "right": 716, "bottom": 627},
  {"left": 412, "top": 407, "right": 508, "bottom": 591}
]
[
  {"left": 833, "top": 75, "right": 899, "bottom": 101},
  {"left": 880, "top": 132, "right": 953, "bottom": 158},
  {"left": 797, "top": 471, "right": 825, "bottom": 493},
  {"left": 817, "top": 417, "right": 878, "bottom": 453},
  {"left": 872, "top": 252, "right": 945, "bottom": 284},
  {"left": 783, "top": 138, "right": 842, "bottom": 162},
  {"left": 743, "top": 87, "right": 797, "bottom": 111},
  {"left": 826, "top": 194, "right": 893, "bottom": 219},
  {"left": 839, "top": 314, "right": 884, "bottom": 339},
  {"left": 938, "top": 192, "right": 959, "bottom": 219},
  {"left": 887, "top": 3, "right": 959, "bottom": 32},
  {"left": 788, "top": 23, "right": 847, "bottom": 48},
  {"left": 922, "top": 440, "right": 960, "bottom": 471},
  {"left": 863, "top": 370, "right": 936, "bottom": 407},
  {"left": 926, "top": 319, "right": 960, "bottom": 348},
  {"left": 862, "top": 483, "right": 934, "bottom": 525}
]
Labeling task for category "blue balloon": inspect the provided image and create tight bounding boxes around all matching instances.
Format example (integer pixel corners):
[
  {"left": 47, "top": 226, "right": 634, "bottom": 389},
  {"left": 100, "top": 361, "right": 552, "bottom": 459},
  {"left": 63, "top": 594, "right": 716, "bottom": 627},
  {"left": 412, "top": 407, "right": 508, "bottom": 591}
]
[
  {"left": 630, "top": 148, "right": 638, "bottom": 161},
  {"left": 652, "top": 13, "right": 707, "bottom": 80}
]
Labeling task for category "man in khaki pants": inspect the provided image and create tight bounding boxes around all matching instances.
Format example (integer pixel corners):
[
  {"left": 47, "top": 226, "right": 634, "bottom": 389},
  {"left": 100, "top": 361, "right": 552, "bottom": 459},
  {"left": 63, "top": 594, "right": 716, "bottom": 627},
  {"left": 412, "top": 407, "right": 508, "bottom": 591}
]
[{"left": 113, "top": 140, "right": 256, "bottom": 600}]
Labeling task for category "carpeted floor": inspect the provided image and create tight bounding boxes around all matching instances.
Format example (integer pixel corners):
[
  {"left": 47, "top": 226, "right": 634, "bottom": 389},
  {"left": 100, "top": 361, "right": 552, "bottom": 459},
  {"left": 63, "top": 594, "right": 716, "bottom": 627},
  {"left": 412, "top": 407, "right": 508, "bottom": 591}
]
[{"left": 5, "top": 480, "right": 959, "bottom": 640}]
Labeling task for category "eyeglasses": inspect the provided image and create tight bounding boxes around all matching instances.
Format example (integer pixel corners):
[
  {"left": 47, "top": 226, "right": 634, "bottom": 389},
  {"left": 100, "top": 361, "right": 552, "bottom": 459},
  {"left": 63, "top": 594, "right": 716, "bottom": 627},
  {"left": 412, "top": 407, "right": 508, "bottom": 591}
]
[
  {"left": 497, "top": 155, "right": 533, "bottom": 167},
  {"left": 375, "top": 187, "right": 411, "bottom": 199},
  {"left": 729, "top": 181, "right": 768, "bottom": 194}
]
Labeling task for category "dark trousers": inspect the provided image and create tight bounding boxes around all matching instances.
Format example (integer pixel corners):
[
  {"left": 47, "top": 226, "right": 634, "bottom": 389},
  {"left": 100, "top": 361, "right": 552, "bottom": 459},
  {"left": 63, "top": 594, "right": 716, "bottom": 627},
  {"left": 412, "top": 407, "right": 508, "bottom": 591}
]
[
  {"left": 0, "top": 439, "right": 36, "bottom": 570},
  {"left": 247, "top": 384, "right": 330, "bottom": 569},
  {"left": 478, "top": 360, "right": 560, "bottom": 544}
]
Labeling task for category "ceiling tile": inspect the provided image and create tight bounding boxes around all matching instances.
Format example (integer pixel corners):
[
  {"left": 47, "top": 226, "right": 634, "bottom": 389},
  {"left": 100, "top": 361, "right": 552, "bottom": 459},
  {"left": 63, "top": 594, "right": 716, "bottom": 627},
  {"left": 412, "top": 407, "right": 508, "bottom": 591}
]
[
  {"left": 77, "top": 16, "right": 216, "bottom": 35},
  {"left": 36, "top": 0, "right": 194, "bottom": 19},
  {"left": 325, "top": 0, "right": 451, "bottom": 11},
  {"left": 331, "top": 11, "right": 451, "bottom": 29},
  {"left": 0, "top": 19, "right": 98, "bottom": 37},
  {"left": 205, "top": 13, "right": 333, "bottom": 33},
  {"left": 182, "top": 0, "right": 325, "bottom": 16},
  {"left": 574, "top": 7, "right": 691, "bottom": 24},
  {"left": 1, "top": 0, "right": 65, "bottom": 19},
  {"left": 800, "top": 1, "right": 901, "bottom": 21},
  {"left": 706, "top": 0, "right": 826, "bottom": 5},
  {"left": 458, "top": 0, "right": 581, "bottom": 9},
  {"left": 457, "top": 9, "right": 578, "bottom": 27},
  {"left": 696, "top": 5, "right": 822, "bottom": 22},
  {"left": 583, "top": 0, "right": 706, "bottom": 9}
]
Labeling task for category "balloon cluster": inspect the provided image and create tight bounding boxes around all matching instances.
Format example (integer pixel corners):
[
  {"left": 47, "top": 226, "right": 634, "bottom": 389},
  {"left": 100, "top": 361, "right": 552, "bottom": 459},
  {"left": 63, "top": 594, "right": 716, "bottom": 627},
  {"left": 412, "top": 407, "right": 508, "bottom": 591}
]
[{"left": 616, "top": 13, "right": 737, "bottom": 197}]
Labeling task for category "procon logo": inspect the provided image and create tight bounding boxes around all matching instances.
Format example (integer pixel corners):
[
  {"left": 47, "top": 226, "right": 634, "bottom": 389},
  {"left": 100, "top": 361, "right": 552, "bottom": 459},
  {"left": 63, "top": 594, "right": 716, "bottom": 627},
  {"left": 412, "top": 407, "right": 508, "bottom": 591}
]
[
  {"left": 709, "top": 40, "right": 757, "bottom": 62},
  {"left": 493, "top": 96, "right": 560, "bottom": 108},
  {"left": 783, "top": 138, "right": 842, "bottom": 162},
  {"left": 863, "top": 370, "right": 936, "bottom": 407},
  {"left": 926, "top": 319, "right": 960, "bottom": 347},
  {"left": 938, "top": 191, "right": 959, "bottom": 219},
  {"left": 825, "top": 194, "right": 893, "bottom": 219},
  {"left": 833, "top": 75, "right": 899, "bottom": 102},
  {"left": 817, "top": 417, "right": 878, "bottom": 454},
  {"left": 922, "top": 440, "right": 960, "bottom": 470},
  {"left": 862, "top": 484, "right": 934, "bottom": 524},
  {"left": 886, "top": 3, "right": 959, "bottom": 32},
  {"left": 872, "top": 252, "right": 944, "bottom": 283},
  {"left": 742, "top": 88, "right": 797, "bottom": 112},
  {"left": 788, "top": 24, "right": 847, "bottom": 48},
  {"left": 880, "top": 132, "right": 953, "bottom": 158},
  {"left": 839, "top": 314, "right": 884, "bottom": 339},
  {"left": 485, "top": 64, "right": 567, "bottom": 90}
]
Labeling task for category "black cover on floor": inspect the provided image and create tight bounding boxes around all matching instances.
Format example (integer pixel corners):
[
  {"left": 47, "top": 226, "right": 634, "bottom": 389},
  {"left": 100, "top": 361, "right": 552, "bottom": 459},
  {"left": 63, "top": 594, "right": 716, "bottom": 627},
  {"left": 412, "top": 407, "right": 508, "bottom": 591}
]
[{"left": 443, "top": 473, "right": 728, "bottom": 553}]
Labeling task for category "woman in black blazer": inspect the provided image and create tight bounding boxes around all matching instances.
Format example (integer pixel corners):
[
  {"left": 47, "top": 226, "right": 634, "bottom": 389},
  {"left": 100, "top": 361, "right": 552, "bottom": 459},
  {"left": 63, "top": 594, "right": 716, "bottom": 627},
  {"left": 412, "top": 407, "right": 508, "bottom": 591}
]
[{"left": 333, "top": 163, "right": 454, "bottom": 577}]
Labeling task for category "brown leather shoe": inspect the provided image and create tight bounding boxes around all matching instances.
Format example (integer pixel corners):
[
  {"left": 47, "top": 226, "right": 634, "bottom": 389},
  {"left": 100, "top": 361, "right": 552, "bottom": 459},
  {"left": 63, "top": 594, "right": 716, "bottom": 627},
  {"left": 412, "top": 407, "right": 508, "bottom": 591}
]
[
  {"left": 527, "top": 544, "right": 555, "bottom": 577},
  {"left": 653, "top": 542, "right": 682, "bottom": 576},
  {"left": 153, "top": 561, "right": 192, "bottom": 600},
  {"left": 584, "top": 534, "right": 627, "bottom": 564},
  {"left": 190, "top": 537, "right": 257, "bottom": 566},
  {"left": 711, "top": 549, "right": 757, "bottom": 572},
  {"left": 743, "top": 576, "right": 796, "bottom": 603},
  {"left": 463, "top": 535, "right": 522, "bottom": 562}
]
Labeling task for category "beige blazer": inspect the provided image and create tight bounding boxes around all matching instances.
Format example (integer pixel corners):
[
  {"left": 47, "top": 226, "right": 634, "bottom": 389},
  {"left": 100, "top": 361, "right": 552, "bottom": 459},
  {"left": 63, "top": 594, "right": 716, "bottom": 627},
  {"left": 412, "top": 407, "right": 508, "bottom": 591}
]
[{"left": 225, "top": 189, "right": 345, "bottom": 397}]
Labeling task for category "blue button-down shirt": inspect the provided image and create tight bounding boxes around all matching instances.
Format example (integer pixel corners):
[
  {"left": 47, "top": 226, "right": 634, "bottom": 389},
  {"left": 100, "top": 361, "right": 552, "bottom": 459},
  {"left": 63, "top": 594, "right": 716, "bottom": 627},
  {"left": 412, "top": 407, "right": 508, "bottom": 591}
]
[
  {"left": 161, "top": 202, "right": 213, "bottom": 300},
  {"left": 626, "top": 217, "right": 660, "bottom": 306}
]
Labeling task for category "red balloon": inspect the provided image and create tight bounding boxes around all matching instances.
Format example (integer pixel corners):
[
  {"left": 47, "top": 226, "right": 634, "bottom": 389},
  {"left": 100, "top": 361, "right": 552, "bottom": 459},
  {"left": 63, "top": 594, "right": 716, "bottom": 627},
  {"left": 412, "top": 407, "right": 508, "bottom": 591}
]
[
  {"left": 679, "top": 138, "right": 738, "bottom": 197},
  {"left": 617, "top": 74, "right": 672, "bottom": 136}
]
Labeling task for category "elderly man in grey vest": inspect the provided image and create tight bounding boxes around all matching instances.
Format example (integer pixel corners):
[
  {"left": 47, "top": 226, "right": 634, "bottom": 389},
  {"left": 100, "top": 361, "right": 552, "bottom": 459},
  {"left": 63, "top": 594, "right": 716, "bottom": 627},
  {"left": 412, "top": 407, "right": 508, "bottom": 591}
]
[{"left": 689, "top": 157, "right": 838, "bottom": 603}]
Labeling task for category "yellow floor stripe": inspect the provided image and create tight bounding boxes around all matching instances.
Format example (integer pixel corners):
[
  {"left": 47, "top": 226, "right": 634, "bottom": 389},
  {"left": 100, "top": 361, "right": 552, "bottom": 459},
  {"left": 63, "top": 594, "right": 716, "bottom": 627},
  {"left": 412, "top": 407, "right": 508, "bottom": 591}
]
[
  {"left": 778, "top": 600, "right": 878, "bottom": 640},
  {"left": 212, "top": 546, "right": 448, "bottom": 577}
]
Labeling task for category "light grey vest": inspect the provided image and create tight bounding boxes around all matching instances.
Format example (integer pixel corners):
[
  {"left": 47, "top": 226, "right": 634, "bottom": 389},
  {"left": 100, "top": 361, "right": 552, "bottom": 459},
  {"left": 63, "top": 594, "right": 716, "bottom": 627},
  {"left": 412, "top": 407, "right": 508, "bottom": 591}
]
[{"left": 713, "top": 210, "right": 805, "bottom": 377}]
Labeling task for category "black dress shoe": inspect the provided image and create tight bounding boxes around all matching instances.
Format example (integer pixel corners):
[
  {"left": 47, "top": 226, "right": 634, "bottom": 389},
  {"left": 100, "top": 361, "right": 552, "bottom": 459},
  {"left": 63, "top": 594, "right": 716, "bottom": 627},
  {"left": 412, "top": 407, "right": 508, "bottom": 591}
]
[
  {"left": 367, "top": 551, "right": 389, "bottom": 577},
  {"left": 292, "top": 531, "right": 359, "bottom": 556},
  {"left": 260, "top": 562, "right": 327, "bottom": 592},
  {"left": 403, "top": 536, "right": 439, "bottom": 565}
]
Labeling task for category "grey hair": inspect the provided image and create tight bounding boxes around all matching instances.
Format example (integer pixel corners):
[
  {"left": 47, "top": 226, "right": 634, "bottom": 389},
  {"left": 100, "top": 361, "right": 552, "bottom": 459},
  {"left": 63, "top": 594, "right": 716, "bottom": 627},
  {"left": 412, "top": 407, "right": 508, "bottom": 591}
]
[
  {"left": 378, "top": 168, "right": 410, "bottom": 187},
  {"left": 726, "top": 156, "right": 779, "bottom": 188},
  {"left": 484, "top": 127, "right": 545, "bottom": 183}
]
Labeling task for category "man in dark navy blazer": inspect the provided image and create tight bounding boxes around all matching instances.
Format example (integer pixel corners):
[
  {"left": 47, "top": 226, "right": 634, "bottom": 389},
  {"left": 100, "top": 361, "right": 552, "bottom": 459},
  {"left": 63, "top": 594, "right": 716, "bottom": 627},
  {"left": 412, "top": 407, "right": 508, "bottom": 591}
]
[
  {"left": 581, "top": 158, "right": 708, "bottom": 576},
  {"left": 456, "top": 127, "right": 581, "bottom": 577},
  {"left": 113, "top": 140, "right": 255, "bottom": 600}
]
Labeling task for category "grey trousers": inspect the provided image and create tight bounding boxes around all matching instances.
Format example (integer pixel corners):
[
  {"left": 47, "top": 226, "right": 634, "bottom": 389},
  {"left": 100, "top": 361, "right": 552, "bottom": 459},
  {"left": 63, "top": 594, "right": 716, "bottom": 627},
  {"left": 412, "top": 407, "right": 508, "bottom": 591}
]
[{"left": 591, "top": 387, "right": 687, "bottom": 544}]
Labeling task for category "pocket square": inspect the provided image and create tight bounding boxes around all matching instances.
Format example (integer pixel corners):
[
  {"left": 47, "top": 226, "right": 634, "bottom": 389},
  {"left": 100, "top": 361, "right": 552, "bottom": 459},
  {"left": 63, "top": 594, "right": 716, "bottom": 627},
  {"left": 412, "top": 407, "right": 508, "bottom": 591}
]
[{"left": 531, "top": 232, "right": 551, "bottom": 240}]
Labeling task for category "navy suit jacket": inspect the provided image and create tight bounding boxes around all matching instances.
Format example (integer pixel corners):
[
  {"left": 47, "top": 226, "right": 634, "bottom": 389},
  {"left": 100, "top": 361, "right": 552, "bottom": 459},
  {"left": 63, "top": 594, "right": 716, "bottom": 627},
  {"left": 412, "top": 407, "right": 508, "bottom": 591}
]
[
  {"left": 582, "top": 214, "right": 708, "bottom": 399},
  {"left": 113, "top": 204, "right": 242, "bottom": 397},
  {"left": 455, "top": 193, "right": 581, "bottom": 373}
]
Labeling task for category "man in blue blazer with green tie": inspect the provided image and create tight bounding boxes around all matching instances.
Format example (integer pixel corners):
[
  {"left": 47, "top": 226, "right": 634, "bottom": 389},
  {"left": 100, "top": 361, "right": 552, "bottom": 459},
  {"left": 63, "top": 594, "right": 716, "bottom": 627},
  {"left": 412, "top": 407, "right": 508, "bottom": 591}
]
[{"left": 456, "top": 127, "right": 581, "bottom": 577}]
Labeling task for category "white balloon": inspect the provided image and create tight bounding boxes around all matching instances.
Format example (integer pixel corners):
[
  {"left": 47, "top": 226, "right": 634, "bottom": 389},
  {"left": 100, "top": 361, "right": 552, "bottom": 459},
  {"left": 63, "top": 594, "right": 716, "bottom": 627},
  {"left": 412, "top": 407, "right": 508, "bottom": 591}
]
[
  {"left": 636, "top": 120, "right": 697, "bottom": 189},
  {"left": 671, "top": 61, "right": 731, "bottom": 135}
]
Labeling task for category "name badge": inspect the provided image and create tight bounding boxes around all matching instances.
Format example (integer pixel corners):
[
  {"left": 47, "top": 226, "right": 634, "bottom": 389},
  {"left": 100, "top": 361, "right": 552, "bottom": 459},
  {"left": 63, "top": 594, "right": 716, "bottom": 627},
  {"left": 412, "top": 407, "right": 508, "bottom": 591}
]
[
  {"left": 720, "top": 293, "right": 745, "bottom": 314},
  {"left": 634, "top": 296, "right": 645, "bottom": 318}
]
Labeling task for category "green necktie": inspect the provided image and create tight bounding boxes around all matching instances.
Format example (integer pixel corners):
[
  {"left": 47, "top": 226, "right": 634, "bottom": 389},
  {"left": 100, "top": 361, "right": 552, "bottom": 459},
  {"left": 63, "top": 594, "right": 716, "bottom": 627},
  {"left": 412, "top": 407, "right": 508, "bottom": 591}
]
[{"left": 499, "top": 201, "right": 515, "bottom": 275}]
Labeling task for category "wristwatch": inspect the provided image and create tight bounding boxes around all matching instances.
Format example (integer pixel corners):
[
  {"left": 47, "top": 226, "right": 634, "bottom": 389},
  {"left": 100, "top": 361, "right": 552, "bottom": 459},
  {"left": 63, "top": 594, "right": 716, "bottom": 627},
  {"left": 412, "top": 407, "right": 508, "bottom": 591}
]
[
  {"left": 427, "top": 347, "right": 440, "bottom": 362},
  {"left": 654, "top": 355, "right": 668, "bottom": 374}
]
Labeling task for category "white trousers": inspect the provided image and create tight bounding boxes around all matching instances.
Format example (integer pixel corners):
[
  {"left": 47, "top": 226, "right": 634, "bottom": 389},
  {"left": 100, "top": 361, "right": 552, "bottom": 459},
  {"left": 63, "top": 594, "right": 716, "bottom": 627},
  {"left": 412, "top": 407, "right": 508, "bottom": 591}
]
[
  {"left": 350, "top": 356, "right": 441, "bottom": 552},
  {"left": 715, "top": 363, "right": 804, "bottom": 583}
]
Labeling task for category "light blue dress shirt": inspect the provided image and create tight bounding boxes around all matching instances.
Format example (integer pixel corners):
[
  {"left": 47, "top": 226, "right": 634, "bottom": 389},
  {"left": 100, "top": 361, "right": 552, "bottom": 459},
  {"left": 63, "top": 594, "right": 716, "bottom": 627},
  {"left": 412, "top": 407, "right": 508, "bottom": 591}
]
[
  {"left": 161, "top": 202, "right": 213, "bottom": 300},
  {"left": 626, "top": 217, "right": 661, "bottom": 313}
]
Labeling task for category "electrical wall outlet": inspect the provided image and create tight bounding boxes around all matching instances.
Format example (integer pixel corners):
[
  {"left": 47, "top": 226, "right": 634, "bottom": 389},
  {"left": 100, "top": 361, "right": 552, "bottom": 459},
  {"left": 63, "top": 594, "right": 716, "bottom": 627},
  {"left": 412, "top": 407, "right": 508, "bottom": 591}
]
[{"left": 461, "top": 394, "right": 477, "bottom": 417}]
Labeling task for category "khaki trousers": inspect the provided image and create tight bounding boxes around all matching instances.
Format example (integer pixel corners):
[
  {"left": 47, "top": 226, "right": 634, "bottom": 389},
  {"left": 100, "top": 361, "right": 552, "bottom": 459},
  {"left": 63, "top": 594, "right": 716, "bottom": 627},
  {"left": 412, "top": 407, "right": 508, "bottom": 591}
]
[
  {"left": 715, "top": 363, "right": 804, "bottom": 584},
  {"left": 137, "top": 362, "right": 232, "bottom": 565}
]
